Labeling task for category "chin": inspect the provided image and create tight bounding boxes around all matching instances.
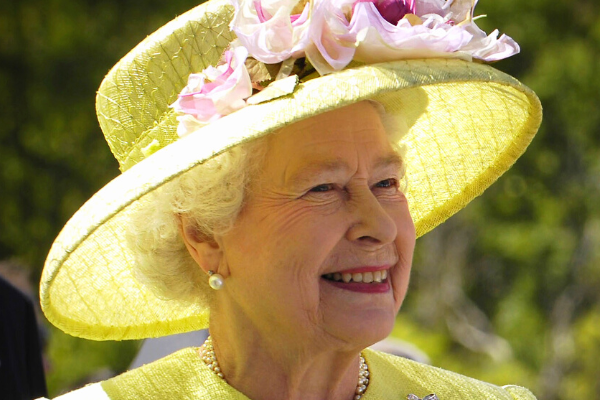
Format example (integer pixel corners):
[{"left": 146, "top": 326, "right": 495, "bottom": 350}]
[{"left": 325, "top": 307, "right": 397, "bottom": 351}]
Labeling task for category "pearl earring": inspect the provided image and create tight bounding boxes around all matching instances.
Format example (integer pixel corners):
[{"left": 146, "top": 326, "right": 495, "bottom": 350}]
[{"left": 208, "top": 270, "right": 224, "bottom": 290}]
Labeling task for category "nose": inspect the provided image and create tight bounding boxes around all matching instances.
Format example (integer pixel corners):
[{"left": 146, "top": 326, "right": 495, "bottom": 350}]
[{"left": 345, "top": 190, "right": 398, "bottom": 247}]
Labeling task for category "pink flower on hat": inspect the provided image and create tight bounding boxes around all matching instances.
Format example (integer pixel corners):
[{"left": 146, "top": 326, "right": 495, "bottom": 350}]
[
  {"left": 350, "top": 2, "right": 473, "bottom": 64},
  {"left": 350, "top": 0, "right": 518, "bottom": 64},
  {"left": 229, "top": 0, "right": 519, "bottom": 76},
  {"left": 303, "top": 0, "right": 357, "bottom": 74},
  {"left": 230, "top": 0, "right": 311, "bottom": 64},
  {"left": 171, "top": 46, "right": 252, "bottom": 137},
  {"left": 173, "top": 0, "right": 521, "bottom": 135},
  {"left": 356, "top": 0, "right": 416, "bottom": 25}
]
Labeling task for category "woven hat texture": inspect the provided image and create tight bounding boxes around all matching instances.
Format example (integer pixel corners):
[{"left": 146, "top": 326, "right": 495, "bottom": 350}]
[{"left": 40, "top": 0, "right": 542, "bottom": 340}]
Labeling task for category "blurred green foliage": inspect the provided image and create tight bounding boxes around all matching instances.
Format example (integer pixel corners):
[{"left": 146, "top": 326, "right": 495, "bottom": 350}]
[
  {"left": 1, "top": 0, "right": 599, "bottom": 399},
  {"left": 45, "top": 326, "right": 139, "bottom": 394}
]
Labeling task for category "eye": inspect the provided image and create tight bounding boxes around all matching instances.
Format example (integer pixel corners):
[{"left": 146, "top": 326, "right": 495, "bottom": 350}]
[
  {"left": 309, "top": 183, "right": 334, "bottom": 193},
  {"left": 374, "top": 178, "right": 398, "bottom": 189}
]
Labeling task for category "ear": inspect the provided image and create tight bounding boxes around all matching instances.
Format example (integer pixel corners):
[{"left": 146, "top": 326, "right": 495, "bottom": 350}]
[{"left": 178, "top": 214, "right": 224, "bottom": 276}]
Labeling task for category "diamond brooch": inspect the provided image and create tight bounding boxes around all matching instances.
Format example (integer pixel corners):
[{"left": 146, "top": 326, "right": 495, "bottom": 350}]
[{"left": 407, "top": 394, "right": 439, "bottom": 400}]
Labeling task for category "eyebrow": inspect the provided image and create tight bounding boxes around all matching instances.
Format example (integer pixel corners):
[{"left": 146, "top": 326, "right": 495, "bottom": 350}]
[
  {"left": 286, "top": 152, "right": 403, "bottom": 188},
  {"left": 374, "top": 152, "right": 403, "bottom": 170}
]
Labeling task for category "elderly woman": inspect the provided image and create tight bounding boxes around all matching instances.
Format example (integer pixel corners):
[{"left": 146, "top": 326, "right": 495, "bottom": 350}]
[{"left": 39, "top": 0, "right": 542, "bottom": 399}]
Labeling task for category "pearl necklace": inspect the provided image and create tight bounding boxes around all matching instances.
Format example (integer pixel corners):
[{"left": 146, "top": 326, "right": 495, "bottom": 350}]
[{"left": 200, "top": 336, "right": 370, "bottom": 399}]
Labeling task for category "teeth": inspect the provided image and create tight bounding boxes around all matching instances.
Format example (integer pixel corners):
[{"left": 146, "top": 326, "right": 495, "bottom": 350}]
[
  {"left": 324, "top": 271, "right": 389, "bottom": 284},
  {"left": 373, "top": 271, "right": 382, "bottom": 282}
]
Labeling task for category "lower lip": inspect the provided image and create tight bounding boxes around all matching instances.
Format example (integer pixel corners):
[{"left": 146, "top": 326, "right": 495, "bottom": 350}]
[{"left": 323, "top": 278, "right": 390, "bottom": 294}]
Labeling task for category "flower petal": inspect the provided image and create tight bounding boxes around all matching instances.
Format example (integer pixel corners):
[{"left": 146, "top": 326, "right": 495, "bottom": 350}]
[
  {"left": 351, "top": 3, "right": 473, "bottom": 63},
  {"left": 171, "top": 46, "right": 252, "bottom": 136},
  {"left": 461, "top": 26, "right": 520, "bottom": 61},
  {"left": 305, "top": 0, "right": 357, "bottom": 75},
  {"left": 414, "top": 0, "right": 448, "bottom": 17},
  {"left": 448, "top": 0, "right": 476, "bottom": 24},
  {"left": 230, "top": 0, "right": 311, "bottom": 64},
  {"left": 176, "top": 114, "right": 211, "bottom": 138}
]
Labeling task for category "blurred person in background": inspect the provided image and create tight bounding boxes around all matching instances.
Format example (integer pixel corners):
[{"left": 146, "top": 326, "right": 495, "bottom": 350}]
[{"left": 1, "top": 263, "right": 47, "bottom": 400}]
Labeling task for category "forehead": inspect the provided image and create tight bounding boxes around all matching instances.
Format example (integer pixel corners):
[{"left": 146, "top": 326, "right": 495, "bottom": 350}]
[{"left": 266, "top": 102, "right": 395, "bottom": 165}]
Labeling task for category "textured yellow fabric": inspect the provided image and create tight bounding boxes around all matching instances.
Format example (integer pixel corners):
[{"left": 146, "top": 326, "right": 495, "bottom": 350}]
[
  {"left": 40, "top": 0, "right": 543, "bottom": 341},
  {"left": 85, "top": 348, "right": 536, "bottom": 399}
]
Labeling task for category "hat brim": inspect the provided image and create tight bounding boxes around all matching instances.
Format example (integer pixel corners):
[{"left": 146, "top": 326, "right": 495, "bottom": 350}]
[{"left": 41, "top": 1, "right": 542, "bottom": 341}]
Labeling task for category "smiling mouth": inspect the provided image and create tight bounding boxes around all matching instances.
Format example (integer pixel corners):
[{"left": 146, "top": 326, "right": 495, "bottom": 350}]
[{"left": 322, "top": 270, "right": 388, "bottom": 284}]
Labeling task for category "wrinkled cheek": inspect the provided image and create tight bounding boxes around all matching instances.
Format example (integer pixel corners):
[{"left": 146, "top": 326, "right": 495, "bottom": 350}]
[
  {"left": 302, "top": 282, "right": 324, "bottom": 325},
  {"left": 390, "top": 260, "right": 410, "bottom": 311},
  {"left": 268, "top": 263, "right": 322, "bottom": 330},
  {"left": 392, "top": 232, "right": 415, "bottom": 309},
  {"left": 397, "top": 204, "right": 416, "bottom": 264}
]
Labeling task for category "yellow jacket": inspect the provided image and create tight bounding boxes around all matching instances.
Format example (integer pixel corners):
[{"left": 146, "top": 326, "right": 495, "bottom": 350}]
[{"left": 46, "top": 348, "right": 535, "bottom": 399}]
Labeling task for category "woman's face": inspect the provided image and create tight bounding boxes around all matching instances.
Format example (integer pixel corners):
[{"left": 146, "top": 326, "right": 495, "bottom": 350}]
[{"left": 216, "top": 101, "right": 416, "bottom": 351}]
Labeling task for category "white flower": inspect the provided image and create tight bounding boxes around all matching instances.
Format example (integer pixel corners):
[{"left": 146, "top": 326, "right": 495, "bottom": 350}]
[
  {"left": 230, "top": 0, "right": 311, "bottom": 64},
  {"left": 304, "top": 0, "right": 357, "bottom": 74}
]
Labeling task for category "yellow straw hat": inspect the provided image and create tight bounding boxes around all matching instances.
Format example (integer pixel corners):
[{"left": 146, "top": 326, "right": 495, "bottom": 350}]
[{"left": 40, "top": 0, "right": 542, "bottom": 340}]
